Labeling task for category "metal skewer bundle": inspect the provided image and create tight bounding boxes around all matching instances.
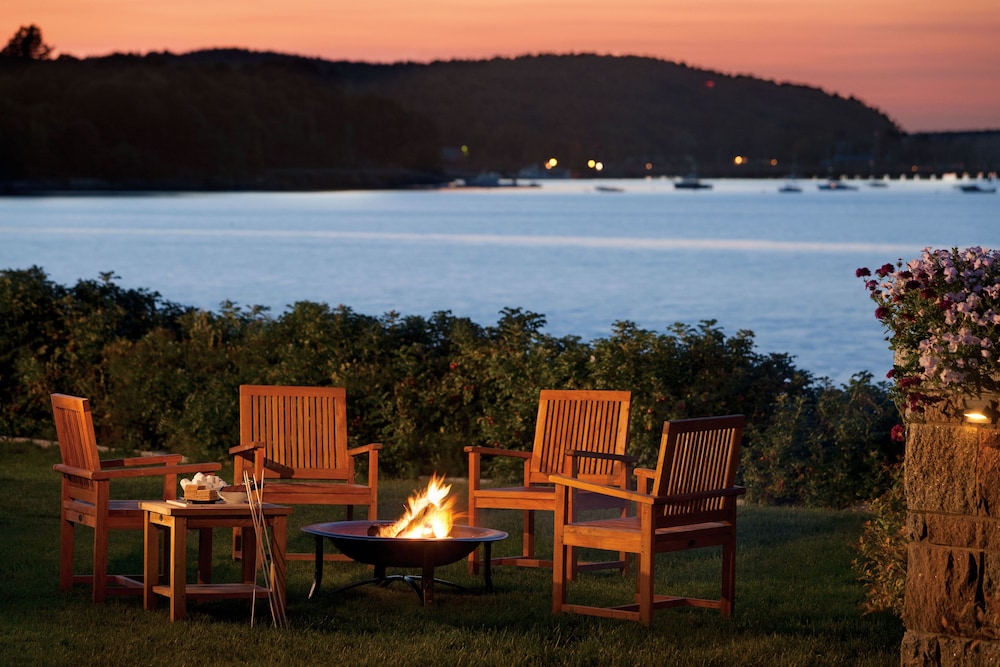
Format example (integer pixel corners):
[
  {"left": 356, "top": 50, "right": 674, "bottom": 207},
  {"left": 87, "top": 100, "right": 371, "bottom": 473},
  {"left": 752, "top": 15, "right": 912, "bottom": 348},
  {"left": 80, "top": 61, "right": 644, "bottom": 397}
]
[{"left": 244, "top": 471, "right": 287, "bottom": 628}]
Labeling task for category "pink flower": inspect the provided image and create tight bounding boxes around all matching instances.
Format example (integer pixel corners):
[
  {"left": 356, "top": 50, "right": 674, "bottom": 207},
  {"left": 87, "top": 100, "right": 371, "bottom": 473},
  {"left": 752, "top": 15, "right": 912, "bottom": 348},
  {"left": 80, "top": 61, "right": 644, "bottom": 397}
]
[
  {"left": 855, "top": 267, "right": 871, "bottom": 278},
  {"left": 890, "top": 424, "right": 904, "bottom": 442}
]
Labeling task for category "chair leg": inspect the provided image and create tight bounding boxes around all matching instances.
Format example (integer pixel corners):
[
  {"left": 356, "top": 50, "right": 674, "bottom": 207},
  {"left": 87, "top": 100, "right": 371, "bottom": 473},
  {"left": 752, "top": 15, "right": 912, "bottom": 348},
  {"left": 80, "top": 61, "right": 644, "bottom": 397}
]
[
  {"left": 720, "top": 539, "right": 736, "bottom": 616},
  {"left": 59, "top": 514, "right": 75, "bottom": 592},
  {"left": 636, "top": 534, "right": 655, "bottom": 625},
  {"left": 552, "top": 532, "right": 568, "bottom": 614},
  {"left": 92, "top": 521, "right": 109, "bottom": 603},
  {"left": 523, "top": 510, "right": 535, "bottom": 559},
  {"left": 467, "top": 500, "right": 480, "bottom": 574}
]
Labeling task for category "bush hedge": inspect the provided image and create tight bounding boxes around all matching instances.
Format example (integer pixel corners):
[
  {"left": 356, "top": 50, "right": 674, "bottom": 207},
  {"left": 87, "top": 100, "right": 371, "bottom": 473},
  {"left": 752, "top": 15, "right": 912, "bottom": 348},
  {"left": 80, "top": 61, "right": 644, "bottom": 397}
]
[{"left": 1, "top": 265, "right": 903, "bottom": 507}]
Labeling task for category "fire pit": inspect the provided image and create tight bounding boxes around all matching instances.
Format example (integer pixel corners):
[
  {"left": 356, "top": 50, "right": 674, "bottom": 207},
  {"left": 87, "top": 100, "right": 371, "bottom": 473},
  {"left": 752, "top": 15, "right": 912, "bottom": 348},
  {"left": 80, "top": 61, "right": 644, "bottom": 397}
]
[
  {"left": 304, "top": 474, "right": 506, "bottom": 606},
  {"left": 303, "top": 521, "right": 507, "bottom": 605}
]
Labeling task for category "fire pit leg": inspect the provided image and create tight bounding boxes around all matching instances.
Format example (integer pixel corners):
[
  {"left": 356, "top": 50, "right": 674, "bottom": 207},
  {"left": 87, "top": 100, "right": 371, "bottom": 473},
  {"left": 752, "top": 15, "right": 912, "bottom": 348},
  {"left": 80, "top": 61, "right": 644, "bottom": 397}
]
[
  {"left": 422, "top": 562, "right": 435, "bottom": 606},
  {"left": 308, "top": 535, "right": 324, "bottom": 599},
  {"left": 483, "top": 542, "right": 494, "bottom": 593}
]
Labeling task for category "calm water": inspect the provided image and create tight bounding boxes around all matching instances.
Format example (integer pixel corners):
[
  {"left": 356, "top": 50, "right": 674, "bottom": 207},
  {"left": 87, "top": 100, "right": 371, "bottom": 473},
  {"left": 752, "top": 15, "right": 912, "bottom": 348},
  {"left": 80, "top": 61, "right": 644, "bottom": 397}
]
[{"left": 1, "top": 178, "right": 995, "bottom": 384}]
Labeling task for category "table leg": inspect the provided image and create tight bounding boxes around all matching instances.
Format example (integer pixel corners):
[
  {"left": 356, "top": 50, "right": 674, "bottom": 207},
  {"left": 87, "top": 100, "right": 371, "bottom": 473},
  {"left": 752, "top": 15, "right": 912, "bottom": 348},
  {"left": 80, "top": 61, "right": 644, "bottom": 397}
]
[
  {"left": 143, "top": 512, "right": 157, "bottom": 610},
  {"left": 241, "top": 526, "right": 257, "bottom": 584},
  {"left": 270, "top": 515, "right": 288, "bottom": 621},
  {"left": 169, "top": 516, "right": 187, "bottom": 621},
  {"left": 197, "top": 528, "right": 213, "bottom": 584}
]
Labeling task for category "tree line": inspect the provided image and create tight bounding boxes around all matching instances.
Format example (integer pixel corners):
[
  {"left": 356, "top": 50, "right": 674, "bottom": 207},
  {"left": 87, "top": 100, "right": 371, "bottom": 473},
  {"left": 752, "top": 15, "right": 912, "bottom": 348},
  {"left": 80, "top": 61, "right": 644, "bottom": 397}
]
[{"left": 10, "top": 24, "right": 995, "bottom": 191}]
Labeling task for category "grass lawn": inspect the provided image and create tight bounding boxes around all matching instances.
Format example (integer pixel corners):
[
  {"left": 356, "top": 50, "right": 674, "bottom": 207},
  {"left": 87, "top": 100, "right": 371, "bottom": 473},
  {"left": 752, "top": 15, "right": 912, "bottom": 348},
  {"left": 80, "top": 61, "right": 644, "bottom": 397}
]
[{"left": 0, "top": 439, "right": 903, "bottom": 666}]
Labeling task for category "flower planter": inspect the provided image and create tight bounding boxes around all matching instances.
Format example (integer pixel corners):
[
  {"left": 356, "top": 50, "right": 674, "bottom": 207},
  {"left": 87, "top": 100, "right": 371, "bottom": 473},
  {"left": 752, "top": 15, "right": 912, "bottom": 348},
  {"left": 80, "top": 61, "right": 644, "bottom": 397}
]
[
  {"left": 859, "top": 247, "right": 1000, "bottom": 663},
  {"left": 901, "top": 395, "right": 1000, "bottom": 666}
]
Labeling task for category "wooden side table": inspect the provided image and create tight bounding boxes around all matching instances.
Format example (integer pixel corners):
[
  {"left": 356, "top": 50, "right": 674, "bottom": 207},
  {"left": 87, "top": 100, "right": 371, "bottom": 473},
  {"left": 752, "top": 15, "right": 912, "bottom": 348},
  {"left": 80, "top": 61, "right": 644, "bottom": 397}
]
[{"left": 140, "top": 500, "right": 292, "bottom": 622}]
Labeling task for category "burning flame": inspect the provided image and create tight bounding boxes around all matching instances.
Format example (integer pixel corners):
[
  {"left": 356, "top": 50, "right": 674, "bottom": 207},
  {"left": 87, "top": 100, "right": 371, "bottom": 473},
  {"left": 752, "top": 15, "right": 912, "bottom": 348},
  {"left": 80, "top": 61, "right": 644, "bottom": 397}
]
[{"left": 377, "top": 474, "right": 455, "bottom": 539}]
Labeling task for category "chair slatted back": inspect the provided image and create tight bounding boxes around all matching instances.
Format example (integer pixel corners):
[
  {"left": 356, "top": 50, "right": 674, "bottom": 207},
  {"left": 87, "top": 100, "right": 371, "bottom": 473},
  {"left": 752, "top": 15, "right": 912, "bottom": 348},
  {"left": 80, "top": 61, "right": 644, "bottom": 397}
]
[
  {"left": 51, "top": 393, "right": 102, "bottom": 501},
  {"left": 238, "top": 385, "right": 351, "bottom": 481},
  {"left": 652, "top": 414, "right": 744, "bottom": 525},
  {"left": 528, "top": 389, "right": 631, "bottom": 485}
]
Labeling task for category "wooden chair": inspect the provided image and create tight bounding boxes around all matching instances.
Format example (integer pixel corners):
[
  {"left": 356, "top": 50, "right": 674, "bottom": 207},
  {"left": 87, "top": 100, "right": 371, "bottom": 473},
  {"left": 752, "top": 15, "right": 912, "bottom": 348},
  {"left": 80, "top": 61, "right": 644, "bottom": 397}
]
[
  {"left": 551, "top": 414, "right": 746, "bottom": 625},
  {"left": 465, "top": 389, "right": 633, "bottom": 574},
  {"left": 51, "top": 393, "right": 222, "bottom": 602},
  {"left": 230, "top": 385, "right": 380, "bottom": 562}
]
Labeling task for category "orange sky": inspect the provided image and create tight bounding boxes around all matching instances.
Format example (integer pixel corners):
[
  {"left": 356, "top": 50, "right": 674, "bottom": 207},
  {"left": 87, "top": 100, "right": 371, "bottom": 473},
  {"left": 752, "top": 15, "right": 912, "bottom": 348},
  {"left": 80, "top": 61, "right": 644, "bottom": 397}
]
[{"left": 4, "top": 0, "right": 999, "bottom": 132}]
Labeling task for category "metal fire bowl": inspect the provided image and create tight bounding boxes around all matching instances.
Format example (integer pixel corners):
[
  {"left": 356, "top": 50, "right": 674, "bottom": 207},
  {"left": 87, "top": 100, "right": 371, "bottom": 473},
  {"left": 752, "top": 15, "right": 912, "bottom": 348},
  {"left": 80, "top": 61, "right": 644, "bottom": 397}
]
[{"left": 302, "top": 520, "right": 508, "bottom": 569}]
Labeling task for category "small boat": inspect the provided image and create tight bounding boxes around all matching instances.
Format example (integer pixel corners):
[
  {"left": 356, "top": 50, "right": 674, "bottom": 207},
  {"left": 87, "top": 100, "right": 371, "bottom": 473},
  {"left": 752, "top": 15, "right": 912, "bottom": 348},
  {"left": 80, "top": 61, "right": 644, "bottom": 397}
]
[
  {"left": 594, "top": 185, "right": 625, "bottom": 193},
  {"left": 957, "top": 181, "right": 996, "bottom": 193},
  {"left": 778, "top": 181, "right": 802, "bottom": 193},
  {"left": 867, "top": 180, "right": 889, "bottom": 188},
  {"left": 818, "top": 179, "right": 858, "bottom": 191},
  {"left": 674, "top": 174, "right": 712, "bottom": 190}
]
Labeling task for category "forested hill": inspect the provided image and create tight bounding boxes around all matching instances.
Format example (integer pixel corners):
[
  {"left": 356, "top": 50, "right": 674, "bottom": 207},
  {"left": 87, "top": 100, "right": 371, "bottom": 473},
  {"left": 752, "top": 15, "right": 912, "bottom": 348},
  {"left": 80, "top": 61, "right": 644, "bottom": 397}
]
[
  {"left": 0, "top": 48, "right": 953, "bottom": 192},
  {"left": 331, "top": 53, "right": 901, "bottom": 178}
]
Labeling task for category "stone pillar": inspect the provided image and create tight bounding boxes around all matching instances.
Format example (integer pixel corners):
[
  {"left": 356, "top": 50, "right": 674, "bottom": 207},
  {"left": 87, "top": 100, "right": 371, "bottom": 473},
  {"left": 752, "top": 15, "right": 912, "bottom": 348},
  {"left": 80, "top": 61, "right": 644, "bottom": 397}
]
[{"left": 901, "top": 396, "right": 1000, "bottom": 666}]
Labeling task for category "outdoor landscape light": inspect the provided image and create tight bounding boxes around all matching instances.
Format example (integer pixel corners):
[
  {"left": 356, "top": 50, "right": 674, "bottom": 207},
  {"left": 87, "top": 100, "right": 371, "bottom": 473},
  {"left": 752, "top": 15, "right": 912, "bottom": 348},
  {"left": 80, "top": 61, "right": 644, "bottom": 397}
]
[{"left": 963, "top": 398, "right": 1000, "bottom": 424}]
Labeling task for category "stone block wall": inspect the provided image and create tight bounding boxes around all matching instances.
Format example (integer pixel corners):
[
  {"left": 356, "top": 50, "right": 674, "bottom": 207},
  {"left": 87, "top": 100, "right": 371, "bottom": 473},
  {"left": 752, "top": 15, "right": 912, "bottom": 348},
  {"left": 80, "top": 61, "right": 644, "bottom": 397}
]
[{"left": 902, "top": 398, "right": 1000, "bottom": 666}]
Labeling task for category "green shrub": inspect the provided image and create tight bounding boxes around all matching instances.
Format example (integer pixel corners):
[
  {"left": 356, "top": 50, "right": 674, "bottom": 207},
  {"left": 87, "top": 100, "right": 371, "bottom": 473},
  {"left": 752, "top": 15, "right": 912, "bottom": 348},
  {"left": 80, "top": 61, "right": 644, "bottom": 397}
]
[
  {"left": 1, "top": 267, "right": 902, "bottom": 509},
  {"left": 741, "top": 373, "right": 902, "bottom": 508},
  {"left": 853, "top": 469, "right": 907, "bottom": 615}
]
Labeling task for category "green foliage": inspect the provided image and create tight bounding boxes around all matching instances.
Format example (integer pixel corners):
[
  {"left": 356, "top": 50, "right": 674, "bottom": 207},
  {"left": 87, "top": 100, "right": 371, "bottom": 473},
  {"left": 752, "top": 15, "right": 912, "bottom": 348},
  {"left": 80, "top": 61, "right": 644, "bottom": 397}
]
[
  {"left": 853, "top": 470, "right": 907, "bottom": 616},
  {"left": 1, "top": 267, "right": 902, "bottom": 507},
  {"left": 0, "top": 266, "right": 185, "bottom": 440},
  {"left": 741, "top": 372, "right": 902, "bottom": 508}
]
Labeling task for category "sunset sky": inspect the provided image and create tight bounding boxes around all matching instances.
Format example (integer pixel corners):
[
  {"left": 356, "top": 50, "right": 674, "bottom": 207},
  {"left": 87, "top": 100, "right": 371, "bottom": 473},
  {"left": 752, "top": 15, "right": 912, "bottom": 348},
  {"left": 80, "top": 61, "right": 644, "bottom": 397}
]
[{"left": 4, "top": 0, "right": 999, "bottom": 132}]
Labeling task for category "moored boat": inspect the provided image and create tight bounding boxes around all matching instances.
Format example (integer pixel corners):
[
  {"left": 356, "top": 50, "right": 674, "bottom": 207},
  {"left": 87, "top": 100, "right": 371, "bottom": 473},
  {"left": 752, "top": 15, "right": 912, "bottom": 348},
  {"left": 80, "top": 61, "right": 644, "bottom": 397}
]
[
  {"left": 674, "top": 174, "right": 712, "bottom": 190},
  {"left": 957, "top": 181, "right": 996, "bottom": 193},
  {"left": 818, "top": 179, "right": 858, "bottom": 191}
]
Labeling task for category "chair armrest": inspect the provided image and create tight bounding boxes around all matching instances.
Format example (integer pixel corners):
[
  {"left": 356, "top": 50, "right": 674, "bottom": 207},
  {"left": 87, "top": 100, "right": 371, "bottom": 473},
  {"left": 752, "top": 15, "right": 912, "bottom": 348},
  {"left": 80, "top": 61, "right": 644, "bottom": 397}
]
[
  {"left": 549, "top": 473, "right": 654, "bottom": 505},
  {"left": 463, "top": 445, "right": 531, "bottom": 459},
  {"left": 54, "top": 461, "right": 220, "bottom": 481},
  {"left": 348, "top": 443, "right": 381, "bottom": 490},
  {"left": 229, "top": 441, "right": 264, "bottom": 458},
  {"left": 467, "top": 445, "right": 533, "bottom": 490},
  {"left": 634, "top": 467, "right": 655, "bottom": 493},
  {"left": 100, "top": 453, "right": 185, "bottom": 468},
  {"left": 566, "top": 450, "right": 638, "bottom": 487},
  {"left": 347, "top": 443, "right": 383, "bottom": 457},
  {"left": 653, "top": 485, "right": 747, "bottom": 507}
]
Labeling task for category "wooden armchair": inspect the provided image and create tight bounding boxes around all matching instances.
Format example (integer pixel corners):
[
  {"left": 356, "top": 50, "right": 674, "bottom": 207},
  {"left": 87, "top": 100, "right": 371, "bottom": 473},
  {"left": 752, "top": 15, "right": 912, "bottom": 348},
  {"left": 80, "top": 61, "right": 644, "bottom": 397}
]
[
  {"left": 551, "top": 414, "right": 746, "bottom": 625},
  {"left": 51, "top": 393, "right": 221, "bottom": 602},
  {"left": 230, "top": 385, "right": 380, "bottom": 562},
  {"left": 465, "top": 389, "right": 633, "bottom": 574}
]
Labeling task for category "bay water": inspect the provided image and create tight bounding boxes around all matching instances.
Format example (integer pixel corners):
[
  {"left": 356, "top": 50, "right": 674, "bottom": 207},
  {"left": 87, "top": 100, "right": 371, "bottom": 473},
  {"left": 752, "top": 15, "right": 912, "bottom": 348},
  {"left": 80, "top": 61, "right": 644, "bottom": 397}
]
[{"left": 1, "top": 177, "right": 994, "bottom": 385}]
